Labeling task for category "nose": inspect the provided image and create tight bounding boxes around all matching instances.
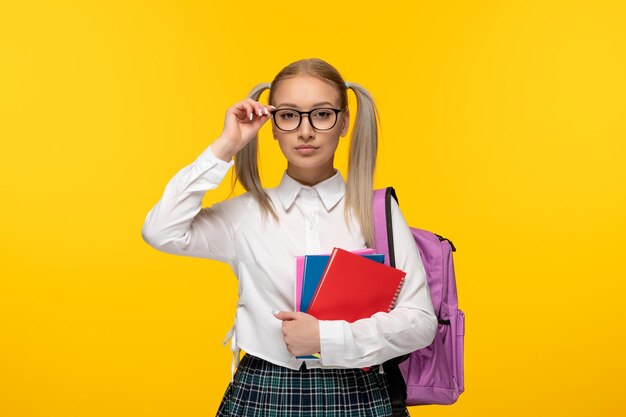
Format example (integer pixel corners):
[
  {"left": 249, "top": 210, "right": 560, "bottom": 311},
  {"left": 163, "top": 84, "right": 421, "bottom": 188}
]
[{"left": 297, "top": 115, "right": 315, "bottom": 141}]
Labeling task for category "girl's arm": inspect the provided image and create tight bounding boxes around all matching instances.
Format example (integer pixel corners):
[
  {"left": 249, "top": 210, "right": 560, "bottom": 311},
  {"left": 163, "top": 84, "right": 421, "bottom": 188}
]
[
  {"left": 141, "top": 143, "right": 238, "bottom": 264},
  {"left": 142, "top": 97, "right": 272, "bottom": 262},
  {"left": 317, "top": 197, "right": 438, "bottom": 368}
]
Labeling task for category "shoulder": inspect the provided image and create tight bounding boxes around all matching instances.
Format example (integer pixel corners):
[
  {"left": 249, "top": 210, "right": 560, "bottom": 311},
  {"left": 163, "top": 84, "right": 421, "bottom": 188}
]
[
  {"left": 214, "top": 186, "right": 280, "bottom": 220},
  {"left": 212, "top": 191, "right": 254, "bottom": 216},
  {"left": 388, "top": 193, "right": 406, "bottom": 221},
  {"left": 210, "top": 182, "right": 283, "bottom": 223},
  {"left": 214, "top": 190, "right": 254, "bottom": 211},
  {"left": 387, "top": 191, "right": 413, "bottom": 237},
  {"left": 207, "top": 191, "right": 255, "bottom": 228}
]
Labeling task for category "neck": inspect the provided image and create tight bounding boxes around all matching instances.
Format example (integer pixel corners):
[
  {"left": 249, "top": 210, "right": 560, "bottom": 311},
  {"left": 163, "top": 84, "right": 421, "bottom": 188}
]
[{"left": 286, "top": 163, "right": 336, "bottom": 187}]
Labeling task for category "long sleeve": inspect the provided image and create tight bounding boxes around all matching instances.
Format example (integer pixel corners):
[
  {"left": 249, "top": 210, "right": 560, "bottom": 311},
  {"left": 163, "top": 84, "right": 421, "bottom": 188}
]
[
  {"left": 141, "top": 144, "right": 237, "bottom": 263},
  {"left": 317, "top": 197, "right": 438, "bottom": 368}
]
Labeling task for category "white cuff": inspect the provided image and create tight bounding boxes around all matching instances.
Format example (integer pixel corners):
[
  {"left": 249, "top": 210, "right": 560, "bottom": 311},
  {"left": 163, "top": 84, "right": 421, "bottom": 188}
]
[
  {"left": 195, "top": 144, "right": 234, "bottom": 166},
  {"left": 192, "top": 145, "right": 234, "bottom": 182},
  {"left": 318, "top": 320, "right": 346, "bottom": 366}
]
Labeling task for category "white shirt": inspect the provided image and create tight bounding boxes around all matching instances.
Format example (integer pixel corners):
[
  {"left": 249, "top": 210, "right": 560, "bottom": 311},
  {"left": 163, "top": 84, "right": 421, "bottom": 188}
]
[{"left": 141, "top": 144, "right": 437, "bottom": 381}]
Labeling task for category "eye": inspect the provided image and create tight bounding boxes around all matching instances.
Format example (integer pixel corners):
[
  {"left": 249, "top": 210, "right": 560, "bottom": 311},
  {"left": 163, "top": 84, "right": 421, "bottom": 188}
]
[
  {"left": 279, "top": 110, "right": 298, "bottom": 120},
  {"left": 312, "top": 109, "right": 332, "bottom": 119}
]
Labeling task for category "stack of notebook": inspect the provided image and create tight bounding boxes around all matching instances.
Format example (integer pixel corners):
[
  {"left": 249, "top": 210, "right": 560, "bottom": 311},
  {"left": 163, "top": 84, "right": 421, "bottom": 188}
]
[{"left": 294, "top": 247, "right": 407, "bottom": 360}]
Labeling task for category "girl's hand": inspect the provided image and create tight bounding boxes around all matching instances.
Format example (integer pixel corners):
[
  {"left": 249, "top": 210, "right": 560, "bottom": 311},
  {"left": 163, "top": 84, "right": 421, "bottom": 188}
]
[
  {"left": 214, "top": 98, "right": 275, "bottom": 158},
  {"left": 273, "top": 311, "right": 321, "bottom": 357}
]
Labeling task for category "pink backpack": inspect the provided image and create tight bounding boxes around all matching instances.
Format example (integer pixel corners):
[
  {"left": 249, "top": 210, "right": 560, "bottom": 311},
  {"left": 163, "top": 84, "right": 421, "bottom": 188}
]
[{"left": 373, "top": 187, "right": 465, "bottom": 412}]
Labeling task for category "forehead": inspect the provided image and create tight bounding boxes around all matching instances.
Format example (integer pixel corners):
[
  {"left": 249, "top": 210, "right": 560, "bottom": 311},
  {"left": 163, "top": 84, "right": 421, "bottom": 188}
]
[{"left": 272, "top": 75, "right": 340, "bottom": 108}]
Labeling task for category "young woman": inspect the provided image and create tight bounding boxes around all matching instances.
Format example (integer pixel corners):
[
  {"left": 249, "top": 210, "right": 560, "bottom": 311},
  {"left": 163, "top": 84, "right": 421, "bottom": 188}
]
[{"left": 142, "top": 58, "right": 437, "bottom": 417}]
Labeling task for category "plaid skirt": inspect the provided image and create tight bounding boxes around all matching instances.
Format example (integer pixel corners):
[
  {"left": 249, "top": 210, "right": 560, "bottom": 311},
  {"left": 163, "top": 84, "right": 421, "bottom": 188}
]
[{"left": 216, "top": 353, "right": 410, "bottom": 417}]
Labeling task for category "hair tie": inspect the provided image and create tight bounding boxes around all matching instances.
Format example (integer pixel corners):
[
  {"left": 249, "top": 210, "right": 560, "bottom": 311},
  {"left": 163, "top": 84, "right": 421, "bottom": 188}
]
[{"left": 345, "top": 81, "right": 351, "bottom": 88}]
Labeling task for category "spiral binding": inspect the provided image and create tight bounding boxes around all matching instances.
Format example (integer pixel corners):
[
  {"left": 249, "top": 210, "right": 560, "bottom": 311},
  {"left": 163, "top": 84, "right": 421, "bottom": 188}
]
[{"left": 388, "top": 276, "right": 406, "bottom": 311}]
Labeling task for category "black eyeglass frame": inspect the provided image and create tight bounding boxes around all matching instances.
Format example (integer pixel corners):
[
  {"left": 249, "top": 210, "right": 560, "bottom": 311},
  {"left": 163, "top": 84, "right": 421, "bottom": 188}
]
[{"left": 269, "top": 107, "right": 342, "bottom": 131}]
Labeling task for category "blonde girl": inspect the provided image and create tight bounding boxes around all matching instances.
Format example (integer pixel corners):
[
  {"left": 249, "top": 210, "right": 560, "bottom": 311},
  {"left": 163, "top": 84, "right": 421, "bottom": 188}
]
[{"left": 142, "top": 57, "right": 437, "bottom": 417}]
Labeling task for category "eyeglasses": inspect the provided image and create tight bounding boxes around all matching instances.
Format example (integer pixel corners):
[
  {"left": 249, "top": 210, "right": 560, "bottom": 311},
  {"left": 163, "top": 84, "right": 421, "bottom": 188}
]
[{"left": 269, "top": 107, "right": 342, "bottom": 132}]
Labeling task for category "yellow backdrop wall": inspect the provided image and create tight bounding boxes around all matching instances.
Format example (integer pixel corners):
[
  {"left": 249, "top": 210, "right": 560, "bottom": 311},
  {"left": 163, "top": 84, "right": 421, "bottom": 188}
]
[{"left": 1, "top": 1, "right": 625, "bottom": 416}]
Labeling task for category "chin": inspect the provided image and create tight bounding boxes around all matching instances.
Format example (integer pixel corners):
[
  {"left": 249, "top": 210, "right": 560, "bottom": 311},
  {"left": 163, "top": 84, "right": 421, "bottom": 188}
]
[
  {"left": 288, "top": 156, "right": 328, "bottom": 168},
  {"left": 288, "top": 159, "right": 318, "bottom": 168}
]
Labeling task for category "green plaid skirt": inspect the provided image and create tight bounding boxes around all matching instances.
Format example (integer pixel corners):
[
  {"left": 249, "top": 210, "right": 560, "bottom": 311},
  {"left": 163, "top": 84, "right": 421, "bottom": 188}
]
[{"left": 216, "top": 353, "right": 410, "bottom": 417}]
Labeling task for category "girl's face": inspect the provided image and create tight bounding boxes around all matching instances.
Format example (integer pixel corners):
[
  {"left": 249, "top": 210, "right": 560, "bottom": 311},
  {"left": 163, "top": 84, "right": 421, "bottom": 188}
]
[{"left": 270, "top": 75, "right": 349, "bottom": 185}]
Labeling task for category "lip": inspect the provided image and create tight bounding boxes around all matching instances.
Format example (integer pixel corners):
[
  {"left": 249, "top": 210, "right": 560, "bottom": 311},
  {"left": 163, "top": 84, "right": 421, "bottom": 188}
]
[{"left": 295, "top": 146, "right": 319, "bottom": 155}]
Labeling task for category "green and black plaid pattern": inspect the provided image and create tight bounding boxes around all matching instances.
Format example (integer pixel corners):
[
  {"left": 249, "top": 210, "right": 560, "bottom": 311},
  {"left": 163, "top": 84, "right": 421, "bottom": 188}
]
[{"left": 216, "top": 353, "right": 410, "bottom": 417}]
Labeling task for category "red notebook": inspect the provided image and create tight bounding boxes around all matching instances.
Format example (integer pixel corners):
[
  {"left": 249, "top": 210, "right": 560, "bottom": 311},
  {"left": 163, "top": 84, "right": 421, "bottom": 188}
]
[{"left": 306, "top": 247, "right": 407, "bottom": 323}]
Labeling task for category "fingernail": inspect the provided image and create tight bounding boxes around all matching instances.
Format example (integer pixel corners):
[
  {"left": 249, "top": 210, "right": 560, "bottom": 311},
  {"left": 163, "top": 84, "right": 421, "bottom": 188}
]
[
  {"left": 258, "top": 108, "right": 263, "bottom": 117},
  {"left": 272, "top": 309, "right": 279, "bottom": 315},
  {"left": 269, "top": 105, "right": 276, "bottom": 109},
  {"left": 249, "top": 112, "right": 253, "bottom": 121},
  {"left": 264, "top": 107, "right": 269, "bottom": 115}
]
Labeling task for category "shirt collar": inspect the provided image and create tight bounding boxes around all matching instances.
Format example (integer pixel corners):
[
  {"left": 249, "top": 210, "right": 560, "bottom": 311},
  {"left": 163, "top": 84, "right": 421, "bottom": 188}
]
[{"left": 277, "top": 169, "right": 346, "bottom": 212}]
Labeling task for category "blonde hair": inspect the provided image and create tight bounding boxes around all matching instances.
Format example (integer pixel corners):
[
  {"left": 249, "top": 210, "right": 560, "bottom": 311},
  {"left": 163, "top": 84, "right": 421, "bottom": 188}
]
[{"left": 230, "top": 58, "right": 381, "bottom": 248}]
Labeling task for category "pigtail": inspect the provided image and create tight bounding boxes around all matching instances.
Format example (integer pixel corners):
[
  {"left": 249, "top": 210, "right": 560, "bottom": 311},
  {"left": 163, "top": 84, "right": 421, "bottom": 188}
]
[{"left": 344, "top": 82, "right": 381, "bottom": 249}]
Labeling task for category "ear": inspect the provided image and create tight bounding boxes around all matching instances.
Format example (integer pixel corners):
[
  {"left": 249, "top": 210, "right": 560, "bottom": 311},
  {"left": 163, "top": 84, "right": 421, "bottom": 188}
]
[{"left": 340, "top": 110, "right": 350, "bottom": 137}]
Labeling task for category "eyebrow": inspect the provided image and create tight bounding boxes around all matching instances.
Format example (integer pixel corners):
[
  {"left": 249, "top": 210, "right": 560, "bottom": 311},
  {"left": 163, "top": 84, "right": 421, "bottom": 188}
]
[{"left": 276, "top": 101, "right": 335, "bottom": 108}]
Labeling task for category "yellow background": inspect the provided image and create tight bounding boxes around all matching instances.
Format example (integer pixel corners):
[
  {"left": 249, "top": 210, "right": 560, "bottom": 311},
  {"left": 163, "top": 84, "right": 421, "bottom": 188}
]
[{"left": 1, "top": 1, "right": 625, "bottom": 416}]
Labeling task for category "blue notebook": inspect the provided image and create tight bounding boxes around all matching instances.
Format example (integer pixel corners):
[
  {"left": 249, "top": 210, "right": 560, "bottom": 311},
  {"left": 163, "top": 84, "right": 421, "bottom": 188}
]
[{"left": 296, "top": 253, "right": 385, "bottom": 360}]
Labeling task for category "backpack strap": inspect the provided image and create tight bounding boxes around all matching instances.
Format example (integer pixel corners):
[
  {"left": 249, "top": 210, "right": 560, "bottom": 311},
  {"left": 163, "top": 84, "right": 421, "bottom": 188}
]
[
  {"left": 373, "top": 187, "right": 398, "bottom": 267},
  {"left": 373, "top": 187, "right": 410, "bottom": 414}
]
